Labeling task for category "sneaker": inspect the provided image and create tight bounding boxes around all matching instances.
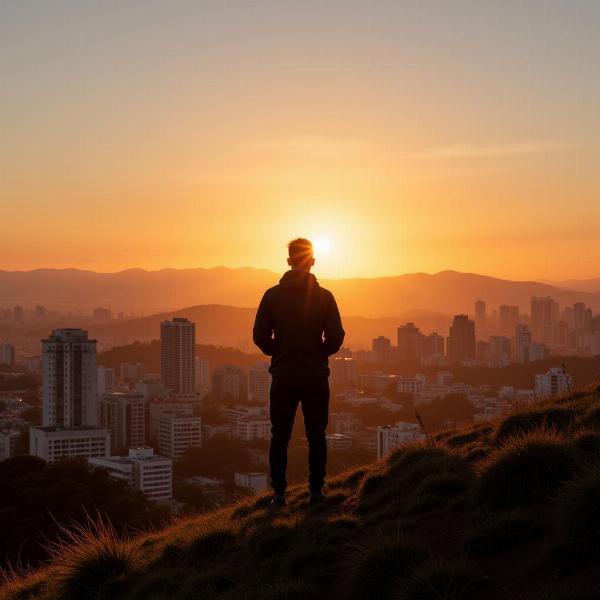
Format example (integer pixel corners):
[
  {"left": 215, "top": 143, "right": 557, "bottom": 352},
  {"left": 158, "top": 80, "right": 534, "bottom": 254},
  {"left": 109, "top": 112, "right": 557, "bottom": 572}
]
[
  {"left": 270, "top": 493, "right": 287, "bottom": 508},
  {"left": 309, "top": 491, "right": 326, "bottom": 507}
]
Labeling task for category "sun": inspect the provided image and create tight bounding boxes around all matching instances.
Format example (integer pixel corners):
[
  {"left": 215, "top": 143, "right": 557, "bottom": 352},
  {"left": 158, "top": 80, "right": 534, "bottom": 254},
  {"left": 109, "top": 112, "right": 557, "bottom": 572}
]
[{"left": 314, "top": 236, "right": 332, "bottom": 256}]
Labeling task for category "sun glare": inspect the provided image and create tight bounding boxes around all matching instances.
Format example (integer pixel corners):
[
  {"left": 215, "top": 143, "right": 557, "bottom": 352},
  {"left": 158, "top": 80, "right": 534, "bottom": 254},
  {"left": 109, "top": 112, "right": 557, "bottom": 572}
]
[{"left": 314, "top": 237, "right": 332, "bottom": 256}]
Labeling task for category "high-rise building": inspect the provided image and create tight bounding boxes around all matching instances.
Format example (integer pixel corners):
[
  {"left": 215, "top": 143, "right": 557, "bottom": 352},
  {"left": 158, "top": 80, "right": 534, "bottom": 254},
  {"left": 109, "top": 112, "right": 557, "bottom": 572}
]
[
  {"left": 89, "top": 447, "right": 173, "bottom": 502},
  {"left": 212, "top": 364, "right": 243, "bottom": 400},
  {"left": 194, "top": 357, "right": 210, "bottom": 392},
  {"left": 31, "top": 329, "right": 110, "bottom": 462},
  {"left": 0, "top": 343, "right": 15, "bottom": 366},
  {"left": 514, "top": 324, "right": 532, "bottom": 363},
  {"left": 159, "top": 415, "right": 201, "bottom": 458},
  {"left": 247, "top": 362, "right": 272, "bottom": 403},
  {"left": 446, "top": 315, "right": 476, "bottom": 363},
  {"left": 98, "top": 392, "right": 145, "bottom": 453},
  {"left": 499, "top": 305, "right": 519, "bottom": 335},
  {"left": 372, "top": 336, "right": 392, "bottom": 363},
  {"left": 34, "top": 305, "right": 47, "bottom": 320},
  {"left": 397, "top": 323, "right": 423, "bottom": 362},
  {"left": 531, "top": 297, "right": 559, "bottom": 343},
  {"left": 160, "top": 318, "right": 196, "bottom": 396},
  {"left": 97, "top": 366, "right": 116, "bottom": 396},
  {"left": 13, "top": 306, "right": 24, "bottom": 322},
  {"left": 474, "top": 300, "right": 486, "bottom": 326},
  {"left": 41, "top": 329, "right": 98, "bottom": 427}
]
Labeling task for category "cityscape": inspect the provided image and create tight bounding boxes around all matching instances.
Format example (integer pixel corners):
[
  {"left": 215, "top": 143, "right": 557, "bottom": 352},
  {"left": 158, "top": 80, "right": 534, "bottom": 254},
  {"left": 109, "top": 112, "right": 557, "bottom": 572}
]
[{"left": 0, "top": 292, "right": 589, "bottom": 509}]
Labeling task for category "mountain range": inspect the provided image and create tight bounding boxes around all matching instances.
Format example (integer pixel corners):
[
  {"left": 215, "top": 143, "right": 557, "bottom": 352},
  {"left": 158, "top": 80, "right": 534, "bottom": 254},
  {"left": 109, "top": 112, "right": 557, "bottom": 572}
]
[{"left": 2, "top": 267, "right": 600, "bottom": 318}]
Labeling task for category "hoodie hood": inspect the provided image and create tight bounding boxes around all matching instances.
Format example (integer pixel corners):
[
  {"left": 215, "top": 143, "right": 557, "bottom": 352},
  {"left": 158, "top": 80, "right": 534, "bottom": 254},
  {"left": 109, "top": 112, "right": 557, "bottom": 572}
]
[{"left": 279, "top": 270, "right": 319, "bottom": 293}]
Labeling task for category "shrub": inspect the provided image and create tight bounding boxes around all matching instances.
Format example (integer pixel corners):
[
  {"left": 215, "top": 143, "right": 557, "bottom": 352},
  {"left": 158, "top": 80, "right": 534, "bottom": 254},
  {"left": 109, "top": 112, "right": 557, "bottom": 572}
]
[
  {"left": 573, "top": 431, "right": 600, "bottom": 459},
  {"left": 46, "top": 514, "right": 138, "bottom": 600},
  {"left": 479, "top": 429, "right": 577, "bottom": 508},
  {"left": 554, "top": 464, "right": 600, "bottom": 561},
  {"left": 344, "top": 529, "right": 427, "bottom": 600},
  {"left": 465, "top": 510, "right": 545, "bottom": 555},
  {"left": 405, "top": 472, "right": 473, "bottom": 516},
  {"left": 495, "top": 407, "right": 576, "bottom": 442},
  {"left": 398, "top": 558, "right": 486, "bottom": 600}
]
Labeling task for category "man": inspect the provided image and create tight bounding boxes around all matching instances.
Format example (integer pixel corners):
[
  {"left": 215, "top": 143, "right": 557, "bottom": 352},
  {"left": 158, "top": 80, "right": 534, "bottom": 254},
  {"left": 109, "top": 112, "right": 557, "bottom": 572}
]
[{"left": 253, "top": 238, "right": 345, "bottom": 507}]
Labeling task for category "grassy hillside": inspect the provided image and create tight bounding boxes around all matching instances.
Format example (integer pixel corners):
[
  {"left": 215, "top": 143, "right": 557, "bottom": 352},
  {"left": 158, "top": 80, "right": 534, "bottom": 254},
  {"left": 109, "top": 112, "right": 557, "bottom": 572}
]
[{"left": 4, "top": 387, "right": 600, "bottom": 600}]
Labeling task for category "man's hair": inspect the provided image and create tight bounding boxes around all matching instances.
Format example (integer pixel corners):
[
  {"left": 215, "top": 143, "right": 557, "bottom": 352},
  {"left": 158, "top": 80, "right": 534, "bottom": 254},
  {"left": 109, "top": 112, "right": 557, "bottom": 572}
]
[{"left": 287, "top": 238, "right": 313, "bottom": 267}]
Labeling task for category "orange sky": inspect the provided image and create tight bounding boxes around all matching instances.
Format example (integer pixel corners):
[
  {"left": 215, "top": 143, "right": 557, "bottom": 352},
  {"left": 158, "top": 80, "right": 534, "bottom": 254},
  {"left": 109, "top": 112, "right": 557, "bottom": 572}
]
[{"left": 1, "top": 2, "right": 599, "bottom": 280}]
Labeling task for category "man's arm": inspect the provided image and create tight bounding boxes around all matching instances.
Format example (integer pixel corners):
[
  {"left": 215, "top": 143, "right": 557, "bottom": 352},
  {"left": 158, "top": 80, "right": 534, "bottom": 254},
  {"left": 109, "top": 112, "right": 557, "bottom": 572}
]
[
  {"left": 323, "top": 292, "right": 345, "bottom": 356},
  {"left": 253, "top": 292, "right": 276, "bottom": 356}
]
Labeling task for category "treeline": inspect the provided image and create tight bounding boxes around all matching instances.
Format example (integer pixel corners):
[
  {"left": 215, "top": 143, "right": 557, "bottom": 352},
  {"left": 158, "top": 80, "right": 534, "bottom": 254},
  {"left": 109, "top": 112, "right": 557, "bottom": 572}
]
[
  {"left": 97, "top": 340, "right": 264, "bottom": 372},
  {"left": 0, "top": 456, "right": 168, "bottom": 570}
]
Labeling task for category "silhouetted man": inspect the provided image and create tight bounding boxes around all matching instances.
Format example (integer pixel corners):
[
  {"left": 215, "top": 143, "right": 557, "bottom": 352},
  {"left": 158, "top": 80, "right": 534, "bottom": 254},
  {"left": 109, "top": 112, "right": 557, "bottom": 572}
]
[{"left": 253, "top": 238, "right": 345, "bottom": 507}]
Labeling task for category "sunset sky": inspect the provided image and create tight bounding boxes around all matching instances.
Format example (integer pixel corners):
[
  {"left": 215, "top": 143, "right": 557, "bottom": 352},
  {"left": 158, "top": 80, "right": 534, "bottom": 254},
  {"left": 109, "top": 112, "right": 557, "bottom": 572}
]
[{"left": 1, "top": 1, "right": 599, "bottom": 280}]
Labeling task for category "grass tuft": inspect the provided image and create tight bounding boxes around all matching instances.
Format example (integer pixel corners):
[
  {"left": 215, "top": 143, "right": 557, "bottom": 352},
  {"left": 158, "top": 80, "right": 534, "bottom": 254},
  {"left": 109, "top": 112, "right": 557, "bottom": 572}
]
[
  {"left": 45, "top": 513, "right": 138, "bottom": 600},
  {"left": 479, "top": 428, "right": 577, "bottom": 508},
  {"left": 343, "top": 528, "right": 427, "bottom": 600},
  {"left": 398, "top": 558, "right": 486, "bottom": 600},
  {"left": 554, "top": 463, "right": 600, "bottom": 562}
]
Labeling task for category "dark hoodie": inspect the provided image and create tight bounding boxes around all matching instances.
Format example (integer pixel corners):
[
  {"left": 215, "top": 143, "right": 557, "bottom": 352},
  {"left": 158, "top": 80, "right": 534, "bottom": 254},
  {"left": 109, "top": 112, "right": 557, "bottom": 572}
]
[{"left": 253, "top": 270, "right": 345, "bottom": 376}]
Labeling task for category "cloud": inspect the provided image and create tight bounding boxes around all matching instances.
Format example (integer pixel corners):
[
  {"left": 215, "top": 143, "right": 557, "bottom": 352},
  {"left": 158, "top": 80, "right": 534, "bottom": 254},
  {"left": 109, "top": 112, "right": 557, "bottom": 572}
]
[{"left": 405, "top": 141, "right": 568, "bottom": 160}]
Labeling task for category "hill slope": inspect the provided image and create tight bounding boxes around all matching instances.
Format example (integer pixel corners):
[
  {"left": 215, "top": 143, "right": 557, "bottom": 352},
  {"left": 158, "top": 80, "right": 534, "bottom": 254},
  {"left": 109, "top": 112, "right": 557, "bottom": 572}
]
[
  {"left": 3, "top": 267, "right": 600, "bottom": 317},
  {"left": 4, "top": 388, "right": 600, "bottom": 600}
]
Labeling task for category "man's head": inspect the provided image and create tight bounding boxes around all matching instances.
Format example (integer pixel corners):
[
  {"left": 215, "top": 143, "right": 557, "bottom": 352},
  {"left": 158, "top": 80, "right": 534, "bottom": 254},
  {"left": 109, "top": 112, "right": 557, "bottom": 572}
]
[{"left": 287, "top": 238, "right": 315, "bottom": 271}]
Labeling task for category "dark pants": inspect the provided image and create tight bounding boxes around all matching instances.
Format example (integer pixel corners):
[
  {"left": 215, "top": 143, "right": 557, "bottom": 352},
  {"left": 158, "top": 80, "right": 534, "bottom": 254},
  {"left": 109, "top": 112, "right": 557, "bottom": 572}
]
[{"left": 269, "top": 375, "right": 330, "bottom": 494}]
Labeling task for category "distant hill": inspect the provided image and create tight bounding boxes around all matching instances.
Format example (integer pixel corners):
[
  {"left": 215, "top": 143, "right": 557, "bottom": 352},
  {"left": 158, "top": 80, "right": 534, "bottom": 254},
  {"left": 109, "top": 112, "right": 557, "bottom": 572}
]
[
  {"left": 4, "top": 387, "right": 600, "bottom": 599},
  {"left": 90, "top": 305, "right": 452, "bottom": 350},
  {"left": 546, "top": 277, "right": 600, "bottom": 295},
  {"left": 2, "top": 267, "right": 600, "bottom": 318}
]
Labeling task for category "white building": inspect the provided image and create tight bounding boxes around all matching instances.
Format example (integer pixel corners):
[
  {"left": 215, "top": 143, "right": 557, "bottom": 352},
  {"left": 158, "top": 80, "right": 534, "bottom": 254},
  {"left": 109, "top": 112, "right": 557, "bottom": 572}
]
[
  {"left": 0, "top": 430, "right": 20, "bottom": 460},
  {"left": 0, "top": 344, "right": 15, "bottom": 366},
  {"left": 147, "top": 399, "right": 197, "bottom": 440},
  {"left": 97, "top": 366, "right": 116, "bottom": 396},
  {"left": 98, "top": 392, "right": 145, "bottom": 452},
  {"left": 160, "top": 318, "right": 196, "bottom": 396},
  {"left": 135, "top": 377, "right": 169, "bottom": 401},
  {"left": 225, "top": 405, "right": 271, "bottom": 441},
  {"left": 159, "top": 415, "right": 201, "bottom": 458},
  {"left": 397, "top": 374, "right": 427, "bottom": 395},
  {"left": 194, "top": 357, "right": 210, "bottom": 392},
  {"left": 202, "top": 423, "right": 232, "bottom": 440},
  {"left": 89, "top": 447, "right": 172, "bottom": 501},
  {"left": 326, "top": 433, "right": 352, "bottom": 450},
  {"left": 42, "top": 329, "right": 98, "bottom": 427},
  {"left": 234, "top": 472, "right": 268, "bottom": 494},
  {"left": 30, "top": 426, "right": 110, "bottom": 462},
  {"left": 535, "top": 367, "right": 573, "bottom": 399},
  {"left": 377, "top": 422, "right": 426, "bottom": 459},
  {"left": 247, "top": 363, "right": 271, "bottom": 403}
]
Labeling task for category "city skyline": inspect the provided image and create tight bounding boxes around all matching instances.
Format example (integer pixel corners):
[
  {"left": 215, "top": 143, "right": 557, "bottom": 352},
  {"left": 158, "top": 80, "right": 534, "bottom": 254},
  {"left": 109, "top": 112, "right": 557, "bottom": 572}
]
[{"left": 2, "top": 1, "right": 600, "bottom": 279}]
